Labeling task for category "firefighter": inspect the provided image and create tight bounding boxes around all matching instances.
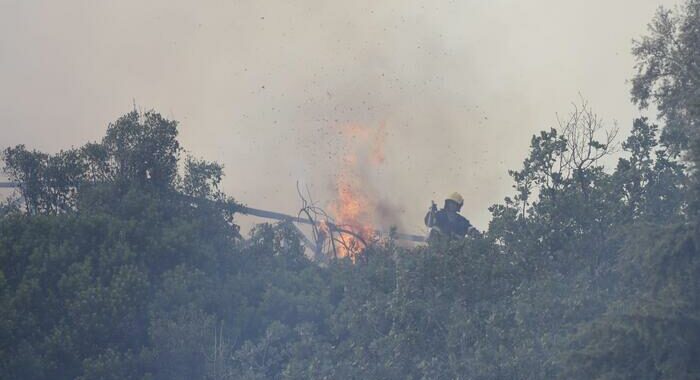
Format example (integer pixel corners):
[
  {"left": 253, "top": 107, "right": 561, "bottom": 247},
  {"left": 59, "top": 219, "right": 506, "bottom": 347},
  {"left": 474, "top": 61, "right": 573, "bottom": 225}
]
[{"left": 425, "top": 192, "right": 477, "bottom": 239}]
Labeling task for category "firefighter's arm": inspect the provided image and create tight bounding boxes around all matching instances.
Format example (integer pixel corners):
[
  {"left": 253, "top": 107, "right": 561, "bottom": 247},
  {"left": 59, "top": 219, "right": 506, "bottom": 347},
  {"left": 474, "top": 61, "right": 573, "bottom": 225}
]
[
  {"left": 466, "top": 225, "right": 481, "bottom": 238},
  {"left": 461, "top": 217, "right": 480, "bottom": 238},
  {"left": 425, "top": 201, "right": 438, "bottom": 227}
]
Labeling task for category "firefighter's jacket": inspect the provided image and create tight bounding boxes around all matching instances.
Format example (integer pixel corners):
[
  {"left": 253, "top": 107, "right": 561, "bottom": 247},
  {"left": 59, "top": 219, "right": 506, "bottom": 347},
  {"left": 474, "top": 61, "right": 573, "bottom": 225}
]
[{"left": 424, "top": 209, "right": 473, "bottom": 238}]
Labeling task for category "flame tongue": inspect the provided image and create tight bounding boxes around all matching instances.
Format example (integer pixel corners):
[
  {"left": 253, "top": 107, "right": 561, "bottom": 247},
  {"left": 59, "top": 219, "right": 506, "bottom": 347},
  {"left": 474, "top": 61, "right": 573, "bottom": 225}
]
[
  {"left": 325, "top": 123, "right": 387, "bottom": 260},
  {"left": 329, "top": 179, "right": 377, "bottom": 259}
]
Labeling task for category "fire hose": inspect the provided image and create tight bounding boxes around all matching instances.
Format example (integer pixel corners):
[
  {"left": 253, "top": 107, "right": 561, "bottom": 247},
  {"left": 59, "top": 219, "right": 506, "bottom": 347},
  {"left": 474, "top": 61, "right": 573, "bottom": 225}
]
[{"left": 241, "top": 206, "right": 426, "bottom": 243}]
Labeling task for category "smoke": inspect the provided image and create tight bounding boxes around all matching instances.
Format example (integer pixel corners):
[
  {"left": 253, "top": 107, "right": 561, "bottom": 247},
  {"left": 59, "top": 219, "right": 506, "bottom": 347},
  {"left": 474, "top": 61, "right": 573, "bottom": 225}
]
[
  {"left": 322, "top": 122, "right": 405, "bottom": 232},
  {"left": 0, "top": 0, "right": 677, "bottom": 234}
]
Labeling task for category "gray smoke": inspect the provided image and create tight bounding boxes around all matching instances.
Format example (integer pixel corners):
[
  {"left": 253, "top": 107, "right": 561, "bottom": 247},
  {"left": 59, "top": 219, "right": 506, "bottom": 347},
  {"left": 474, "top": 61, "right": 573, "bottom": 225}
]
[{"left": 0, "top": 0, "right": 678, "bottom": 235}]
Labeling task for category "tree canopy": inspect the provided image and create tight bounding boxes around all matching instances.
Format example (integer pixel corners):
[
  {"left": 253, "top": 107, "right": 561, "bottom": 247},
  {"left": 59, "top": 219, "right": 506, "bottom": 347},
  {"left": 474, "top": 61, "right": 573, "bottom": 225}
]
[{"left": 2, "top": 1, "right": 700, "bottom": 379}]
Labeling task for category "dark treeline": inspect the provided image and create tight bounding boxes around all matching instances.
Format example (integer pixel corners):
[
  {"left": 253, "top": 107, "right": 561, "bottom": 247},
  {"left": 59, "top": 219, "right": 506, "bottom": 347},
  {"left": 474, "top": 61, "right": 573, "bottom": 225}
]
[{"left": 2, "top": 2, "right": 700, "bottom": 379}]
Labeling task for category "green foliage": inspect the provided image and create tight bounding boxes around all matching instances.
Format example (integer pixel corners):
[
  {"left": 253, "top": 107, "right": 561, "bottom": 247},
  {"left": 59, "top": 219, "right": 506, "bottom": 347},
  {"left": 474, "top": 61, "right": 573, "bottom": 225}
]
[
  {"left": 0, "top": 103, "right": 697, "bottom": 379},
  {"left": 1, "top": 111, "right": 184, "bottom": 216},
  {"left": 2, "top": 146, "right": 84, "bottom": 214},
  {"left": 2, "top": 2, "right": 700, "bottom": 375},
  {"left": 102, "top": 111, "right": 180, "bottom": 188},
  {"left": 631, "top": 0, "right": 700, "bottom": 152},
  {"left": 565, "top": 223, "right": 700, "bottom": 380},
  {"left": 612, "top": 118, "right": 688, "bottom": 223},
  {"left": 181, "top": 157, "right": 224, "bottom": 200}
]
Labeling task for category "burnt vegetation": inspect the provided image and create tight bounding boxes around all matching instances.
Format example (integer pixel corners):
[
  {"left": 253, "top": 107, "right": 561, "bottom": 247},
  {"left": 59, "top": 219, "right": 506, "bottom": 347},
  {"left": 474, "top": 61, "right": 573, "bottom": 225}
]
[{"left": 2, "top": 2, "right": 700, "bottom": 379}]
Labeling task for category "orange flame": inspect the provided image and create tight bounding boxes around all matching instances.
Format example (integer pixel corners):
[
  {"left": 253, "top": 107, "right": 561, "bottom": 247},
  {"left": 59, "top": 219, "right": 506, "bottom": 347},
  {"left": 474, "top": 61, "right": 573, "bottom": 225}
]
[
  {"left": 328, "top": 178, "right": 378, "bottom": 259},
  {"left": 326, "top": 122, "right": 388, "bottom": 260}
]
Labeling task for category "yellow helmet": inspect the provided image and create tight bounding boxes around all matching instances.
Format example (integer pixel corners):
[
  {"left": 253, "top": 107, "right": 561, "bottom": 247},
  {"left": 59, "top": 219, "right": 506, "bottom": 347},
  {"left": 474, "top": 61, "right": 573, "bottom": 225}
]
[{"left": 446, "top": 192, "right": 464, "bottom": 206}]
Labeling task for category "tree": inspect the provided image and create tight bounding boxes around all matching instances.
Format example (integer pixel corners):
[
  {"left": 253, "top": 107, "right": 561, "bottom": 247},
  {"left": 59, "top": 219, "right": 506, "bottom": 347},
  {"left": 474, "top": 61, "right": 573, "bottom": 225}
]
[
  {"left": 488, "top": 99, "right": 619, "bottom": 269},
  {"left": 631, "top": 0, "right": 700, "bottom": 152},
  {"left": 2, "top": 146, "right": 85, "bottom": 214},
  {"left": 0, "top": 110, "right": 248, "bottom": 379},
  {"left": 102, "top": 111, "right": 180, "bottom": 188},
  {"left": 565, "top": 223, "right": 700, "bottom": 380},
  {"left": 612, "top": 117, "right": 687, "bottom": 223},
  {"left": 181, "top": 157, "right": 225, "bottom": 200}
]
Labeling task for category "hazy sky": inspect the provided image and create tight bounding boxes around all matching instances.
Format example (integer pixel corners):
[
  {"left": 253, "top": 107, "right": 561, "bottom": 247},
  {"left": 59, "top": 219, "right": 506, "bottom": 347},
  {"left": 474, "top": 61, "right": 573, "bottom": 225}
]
[{"left": 0, "top": 0, "right": 678, "bottom": 234}]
